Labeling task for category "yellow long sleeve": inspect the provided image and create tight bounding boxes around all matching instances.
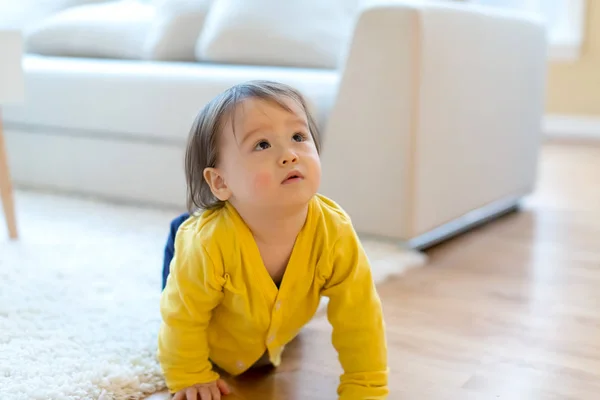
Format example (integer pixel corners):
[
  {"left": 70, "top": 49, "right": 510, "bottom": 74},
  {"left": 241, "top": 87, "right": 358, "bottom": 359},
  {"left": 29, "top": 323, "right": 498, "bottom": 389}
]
[
  {"left": 321, "top": 223, "right": 389, "bottom": 399},
  {"left": 157, "top": 195, "right": 389, "bottom": 397},
  {"left": 158, "top": 227, "right": 225, "bottom": 393}
]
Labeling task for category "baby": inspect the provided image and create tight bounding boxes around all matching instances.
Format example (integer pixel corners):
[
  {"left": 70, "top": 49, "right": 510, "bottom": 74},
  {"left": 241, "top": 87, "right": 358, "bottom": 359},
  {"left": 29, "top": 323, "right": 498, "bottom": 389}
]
[{"left": 158, "top": 80, "right": 388, "bottom": 400}]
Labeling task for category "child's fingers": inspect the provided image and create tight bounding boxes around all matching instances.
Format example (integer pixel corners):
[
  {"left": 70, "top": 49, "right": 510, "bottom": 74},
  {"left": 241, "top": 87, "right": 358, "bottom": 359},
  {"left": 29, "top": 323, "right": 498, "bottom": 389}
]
[
  {"left": 185, "top": 387, "right": 198, "bottom": 400},
  {"left": 209, "top": 384, "right": 221, "bottom": 399},
  {"left": 172, "top": 391, "right": 184, "bottom": 400},
  {"left": 217, "top": 379, "right": 231, "bottom": 395},
  {"left": 198, "top": 386, "right": 212, "bottom": 400}
]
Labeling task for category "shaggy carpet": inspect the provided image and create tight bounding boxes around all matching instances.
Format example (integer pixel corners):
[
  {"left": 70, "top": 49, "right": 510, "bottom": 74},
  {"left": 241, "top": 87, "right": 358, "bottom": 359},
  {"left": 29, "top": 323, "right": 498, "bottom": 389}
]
[{"left": 0, "top": 190, "right": 426, "bottom": 400}]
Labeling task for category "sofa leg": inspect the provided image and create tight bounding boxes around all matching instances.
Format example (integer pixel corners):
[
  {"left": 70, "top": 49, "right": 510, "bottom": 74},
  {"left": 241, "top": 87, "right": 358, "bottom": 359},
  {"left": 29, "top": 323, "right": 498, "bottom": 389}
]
[{"left": 0, "top": 108, "right": 18, "bottom": 240}]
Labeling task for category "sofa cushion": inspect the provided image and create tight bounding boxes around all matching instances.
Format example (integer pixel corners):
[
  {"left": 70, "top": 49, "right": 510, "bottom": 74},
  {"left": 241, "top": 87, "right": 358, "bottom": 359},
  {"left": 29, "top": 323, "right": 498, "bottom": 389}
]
[
  {"left": 25, "top": 1, "right": 155, "bottom": 59},
  {"left": 144, "top": 0, "right": 212, "bottom": 61},
  {"left": 0, "top": 0, "right": 109, "bottom": 31},
  {"left": 3, "top": 55, "right": 339, "bottom": 143},
  {"left": 196, "top": 0, "right": 359, "bottom": 69}
]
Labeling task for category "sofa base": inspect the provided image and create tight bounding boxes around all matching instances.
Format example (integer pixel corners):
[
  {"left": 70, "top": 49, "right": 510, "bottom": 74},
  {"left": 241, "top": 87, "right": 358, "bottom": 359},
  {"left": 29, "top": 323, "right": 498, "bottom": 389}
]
[
  {"left": 407, "top": 194, "right": 522, "bottom": 250},
  {"left": 4, "top": 125, "right": 188, "bottom": 210},
  {"left": 5, "top": 125, "right": 526, "bottom": 247}
]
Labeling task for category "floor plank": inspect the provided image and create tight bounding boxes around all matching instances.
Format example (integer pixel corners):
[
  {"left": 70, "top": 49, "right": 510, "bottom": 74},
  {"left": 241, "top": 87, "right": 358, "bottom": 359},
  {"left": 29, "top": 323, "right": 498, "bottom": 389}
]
[{"left": 149, "top": 142, "right": 600, "bottom": 399}]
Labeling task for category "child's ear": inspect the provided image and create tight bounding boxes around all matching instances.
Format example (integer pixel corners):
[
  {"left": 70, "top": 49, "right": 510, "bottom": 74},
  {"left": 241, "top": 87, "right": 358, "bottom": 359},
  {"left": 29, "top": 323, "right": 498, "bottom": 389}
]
[{"left": 203, "top": 167, "right": 232, "bottom": 201}]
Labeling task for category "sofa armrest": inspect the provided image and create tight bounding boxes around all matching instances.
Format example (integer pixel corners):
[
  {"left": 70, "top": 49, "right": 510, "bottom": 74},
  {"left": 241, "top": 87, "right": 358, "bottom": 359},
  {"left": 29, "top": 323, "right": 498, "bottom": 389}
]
[{"left": 320, "top": 0, "right": 547, "bottom": 240}]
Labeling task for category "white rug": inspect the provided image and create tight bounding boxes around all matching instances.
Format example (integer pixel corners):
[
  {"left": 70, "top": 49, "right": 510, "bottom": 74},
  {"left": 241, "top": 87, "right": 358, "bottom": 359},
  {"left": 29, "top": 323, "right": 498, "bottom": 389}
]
[{"left": 0, "top": 190, "right": 426, "bottom": 400}]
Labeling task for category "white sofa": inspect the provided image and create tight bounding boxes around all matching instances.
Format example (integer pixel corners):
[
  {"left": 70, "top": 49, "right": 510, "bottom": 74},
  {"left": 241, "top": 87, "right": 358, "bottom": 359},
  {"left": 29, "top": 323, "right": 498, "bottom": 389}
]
[{"left": 1, "top": 0, "right": 548, "bottom": 248}]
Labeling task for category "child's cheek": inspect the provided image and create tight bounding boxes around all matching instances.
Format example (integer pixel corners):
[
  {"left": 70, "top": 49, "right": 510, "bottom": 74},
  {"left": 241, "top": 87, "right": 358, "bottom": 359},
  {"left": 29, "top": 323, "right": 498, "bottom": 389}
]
[{"left": 253, "top": 171, "right": 272, "bottom": 190}]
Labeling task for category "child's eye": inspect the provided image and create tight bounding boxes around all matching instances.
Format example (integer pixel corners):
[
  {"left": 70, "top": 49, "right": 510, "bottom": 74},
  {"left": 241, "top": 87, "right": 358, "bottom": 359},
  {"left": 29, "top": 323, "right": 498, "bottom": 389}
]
[
  {"left": 254, "top": 140, "right": 271, "bottom": 151},
  {"left": 292, "top": 133, "right": 307, "bottom": 142}
]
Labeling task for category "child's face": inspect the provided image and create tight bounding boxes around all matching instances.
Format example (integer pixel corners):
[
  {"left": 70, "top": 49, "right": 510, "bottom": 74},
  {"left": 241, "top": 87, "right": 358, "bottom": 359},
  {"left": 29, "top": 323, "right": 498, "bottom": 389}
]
[{"left": 212, "top": 97, "right": 321, "bottom": 210}]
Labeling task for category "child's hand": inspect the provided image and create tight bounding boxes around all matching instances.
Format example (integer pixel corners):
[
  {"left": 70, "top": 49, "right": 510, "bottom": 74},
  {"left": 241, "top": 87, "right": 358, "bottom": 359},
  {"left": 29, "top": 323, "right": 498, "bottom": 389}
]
[{"left": 172, "top": 379, "right": 231, "bottom": 400}]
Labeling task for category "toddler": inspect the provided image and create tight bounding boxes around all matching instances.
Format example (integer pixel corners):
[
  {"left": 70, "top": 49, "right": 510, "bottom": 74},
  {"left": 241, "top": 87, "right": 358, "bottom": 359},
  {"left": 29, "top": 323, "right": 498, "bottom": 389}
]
[{"left": 158, "top": 80, "right": 388, "bottom": 400}]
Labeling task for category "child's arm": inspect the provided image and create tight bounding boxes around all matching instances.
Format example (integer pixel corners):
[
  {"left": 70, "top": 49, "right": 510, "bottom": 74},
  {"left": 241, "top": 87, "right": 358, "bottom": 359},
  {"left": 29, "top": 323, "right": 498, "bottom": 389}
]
[
  {"left": 321, "top": 224, "right": 389, "bottom": 400},
  {"left": 157, "top": 231, "right": 225, "bottom": 394}
]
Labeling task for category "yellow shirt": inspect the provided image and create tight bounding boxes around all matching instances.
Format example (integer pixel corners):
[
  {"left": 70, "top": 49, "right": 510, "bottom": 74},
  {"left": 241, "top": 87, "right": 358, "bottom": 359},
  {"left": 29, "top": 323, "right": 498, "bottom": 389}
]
[{"left": 158, "top": 194, "right": 389, "bottom": 399}]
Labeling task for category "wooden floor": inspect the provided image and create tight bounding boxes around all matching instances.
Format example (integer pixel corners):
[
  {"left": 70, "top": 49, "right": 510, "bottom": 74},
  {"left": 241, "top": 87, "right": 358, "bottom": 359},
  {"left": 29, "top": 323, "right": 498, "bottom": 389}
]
[{"left": 150, "top": 142, "right": 600, "bottom": 399}]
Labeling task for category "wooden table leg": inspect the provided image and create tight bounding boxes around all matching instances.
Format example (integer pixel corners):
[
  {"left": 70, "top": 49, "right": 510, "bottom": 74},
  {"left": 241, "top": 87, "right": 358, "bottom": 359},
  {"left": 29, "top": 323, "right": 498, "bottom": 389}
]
[{"left": 0, "top": 107, "right": 18, "bottom": 239}]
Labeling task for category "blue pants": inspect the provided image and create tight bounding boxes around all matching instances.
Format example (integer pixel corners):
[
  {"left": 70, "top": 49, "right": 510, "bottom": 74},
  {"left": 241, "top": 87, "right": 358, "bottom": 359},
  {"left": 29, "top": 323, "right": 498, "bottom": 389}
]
[{"left": 162, "top": 212, "right": 190, "bottom": 290}]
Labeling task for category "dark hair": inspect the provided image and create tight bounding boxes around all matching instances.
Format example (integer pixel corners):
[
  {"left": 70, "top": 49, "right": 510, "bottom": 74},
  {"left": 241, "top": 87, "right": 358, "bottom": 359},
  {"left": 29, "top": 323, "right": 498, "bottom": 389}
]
[{"left": 185, "top": 80, "right": 322, "bottom": 213}]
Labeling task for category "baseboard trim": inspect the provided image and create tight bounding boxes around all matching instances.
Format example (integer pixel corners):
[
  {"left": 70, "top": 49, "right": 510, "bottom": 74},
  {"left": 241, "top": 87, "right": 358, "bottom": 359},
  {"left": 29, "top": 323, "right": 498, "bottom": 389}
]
[{"left": 544, "top": 114, "right": 600, "bottom": 141}]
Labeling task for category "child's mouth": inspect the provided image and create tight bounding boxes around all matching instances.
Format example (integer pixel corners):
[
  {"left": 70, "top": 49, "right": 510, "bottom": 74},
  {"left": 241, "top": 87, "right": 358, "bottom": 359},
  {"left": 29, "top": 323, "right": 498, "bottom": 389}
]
[{"left": 282, "top": 171, "right": 304, "bottom": 184}]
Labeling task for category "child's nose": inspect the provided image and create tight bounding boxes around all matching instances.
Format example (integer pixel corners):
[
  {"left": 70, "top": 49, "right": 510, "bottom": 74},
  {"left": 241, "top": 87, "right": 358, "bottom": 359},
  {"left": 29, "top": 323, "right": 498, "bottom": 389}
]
[{"left": 279, "top": 149, "right": 298, "bottom": 166}]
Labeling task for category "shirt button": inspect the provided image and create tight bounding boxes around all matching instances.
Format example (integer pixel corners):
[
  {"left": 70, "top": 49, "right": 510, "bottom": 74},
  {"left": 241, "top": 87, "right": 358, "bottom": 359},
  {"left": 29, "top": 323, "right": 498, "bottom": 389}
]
[
  {"left": 268, "top": 335, "right": 276, "bottom": 344},
  {"left": 275, "top": 301, "right": 281, "bottom": 310},
  {"left": 236, "top": 360, "right": 245, "bottom": 369}
]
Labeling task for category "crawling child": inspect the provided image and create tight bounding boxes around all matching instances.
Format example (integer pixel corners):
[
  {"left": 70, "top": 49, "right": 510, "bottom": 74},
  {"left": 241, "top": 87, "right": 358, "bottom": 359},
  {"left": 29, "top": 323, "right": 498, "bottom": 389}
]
[{"left": 158, "top": 80, "right": 388, "bottom": 399}]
